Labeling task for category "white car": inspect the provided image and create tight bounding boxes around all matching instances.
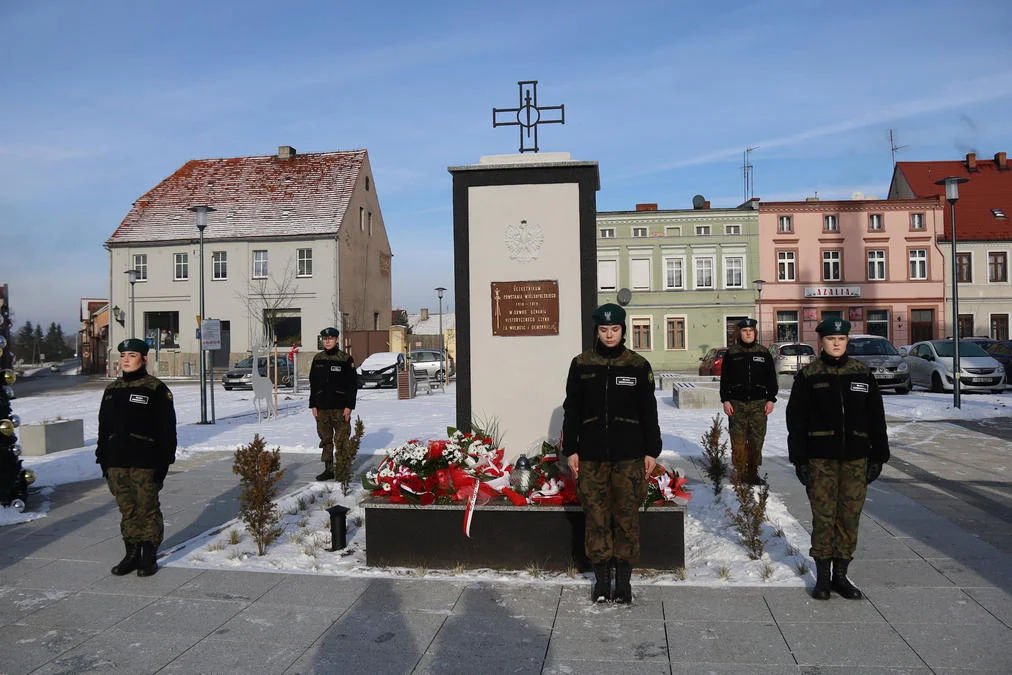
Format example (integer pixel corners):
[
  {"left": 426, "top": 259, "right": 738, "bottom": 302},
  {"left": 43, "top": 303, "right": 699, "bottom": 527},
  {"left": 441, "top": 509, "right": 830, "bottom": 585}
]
[{"left": 904, "top": 339, "right": 1006, "bottom": 393}]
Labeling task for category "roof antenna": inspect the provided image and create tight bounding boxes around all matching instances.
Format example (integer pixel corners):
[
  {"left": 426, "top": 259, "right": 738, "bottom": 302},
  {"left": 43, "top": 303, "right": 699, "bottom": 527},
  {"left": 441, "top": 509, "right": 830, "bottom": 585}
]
[
  {"left": 743, "top": 145, "right": 759, "bottom": 202},
  {"left": 889, "top": 129, "right": 907, "bottom": 166}
]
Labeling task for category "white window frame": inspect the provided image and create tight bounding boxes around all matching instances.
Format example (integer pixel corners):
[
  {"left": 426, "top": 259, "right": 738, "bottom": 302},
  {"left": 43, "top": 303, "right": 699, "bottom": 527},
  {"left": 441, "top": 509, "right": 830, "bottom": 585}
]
[
  {"left": 252, "top": 250, "right": 268, "bottom": 279},
  {"left": 867, "top": 249, "right": 886, "bottom": 281},
  {"left": 663, "top": 256, "right": 685, "bottom": 290},
  {"left": 693, "top": 256, "right": 715, "bottom": 289},
  {"left": 909, "top": 249, "right": 928, "bottom": 280},
  {"left": 822, "top": 250, "right": 842, "bottom": 281},
  {"left": 910, "top": 212, "right": 925, "bottom": 229},
  {"left": 695, "top": 225, "right": 711, "bottom": 236},
  {"left": 778, "top": 215, "right": 793, "bottom": 233},
  {"left": 869, "top": 213, "right": 884, "bottom": 231},
  {"left": 631, "top": 315, "right": 652, "bottom": 351},
  {"left": 664, "top": 315, "right": 687, "bottom": 350},
  {"left": 824, "top": 215, "right": 839, "bottom": 232},
  {"left": 173, "top": 252, "right": 188, "bottom": 281},
  {"left": 723, "top": 255, "right": 744, "bottom": 289},
  {"left": 599, "top": 227, "right": 615, "bottom": 239},
  {"left": 630, "top": 257, "right": 651, "bottom": 291},
  {"left": 132, "top": 254, "right": 148, "bottom": 281},
  {"left": 725, "top": 224, "right": 741, "bottom": 235},
  {"left": 297, "top": 248, "right": 313, "bottom": 277},
  {"left": 212, "top": 251, "right": 227, "bottom": 280},
  {"left": 777, "top": 250, "right": 796, "bottom": 282},
  {"left": 597, "top": 259, "right": 618, "bottom": 291},
  {"left": 632, "top": 226, "right": 648, "bottom": 238}
]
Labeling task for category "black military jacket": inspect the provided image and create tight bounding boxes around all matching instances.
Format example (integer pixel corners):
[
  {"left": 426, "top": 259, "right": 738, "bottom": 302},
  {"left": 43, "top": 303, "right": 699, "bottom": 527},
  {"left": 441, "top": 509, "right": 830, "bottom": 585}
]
[
  {"left": 309, "top": 348, "right": 357, "bottom": 410},
  {"left": 719, "top": 341, "right": 778, "bottom": 403},
  {"left": 786, "top": 352, "right": 889, "bottom": 465},
  {"left": 562, "top": 342, "right": 661, "bottom": 461},
  {"left": 96, "top": 367, "right": 177, "bottom": 472}
]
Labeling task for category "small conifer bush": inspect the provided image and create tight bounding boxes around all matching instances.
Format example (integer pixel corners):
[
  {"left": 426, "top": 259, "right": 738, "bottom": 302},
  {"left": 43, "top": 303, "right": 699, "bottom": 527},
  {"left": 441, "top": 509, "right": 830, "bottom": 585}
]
[
  {"left": 232, "top": 434, "right": 287, "bottom": 555},
  {"left": 726, "top": 469, "right": 770, "bottom": 560},
  {"left": 700, "top": 414, "right": 730, "bottom": 495},
  {"left": 335, "top": 417, "right": 366, "bottom": 496}
]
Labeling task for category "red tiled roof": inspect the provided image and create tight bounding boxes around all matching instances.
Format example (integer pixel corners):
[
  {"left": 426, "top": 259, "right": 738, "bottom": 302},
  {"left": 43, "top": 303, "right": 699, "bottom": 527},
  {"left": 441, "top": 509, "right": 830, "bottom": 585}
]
[
  {"left": 893, "top": 155, "right": 1012, "bottom": 241},
  {"left": 107, "top": 149, "right": 368, "bottom": 245}
]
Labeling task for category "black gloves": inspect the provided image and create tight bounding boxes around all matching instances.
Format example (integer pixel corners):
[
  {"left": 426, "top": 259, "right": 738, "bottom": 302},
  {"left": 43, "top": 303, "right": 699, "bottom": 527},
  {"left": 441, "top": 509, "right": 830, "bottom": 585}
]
[
  {"left": 866, "top": 461, "right": 883, "bottom": 484},
  {"left": 154, "top": 466, "right": 168, "bottom": 486},
  {"left": 795, "top": 464, "right": 810, "bottom": 487},
  {"left": 100, "top": 464, "right": 108, "bottom": 479}
]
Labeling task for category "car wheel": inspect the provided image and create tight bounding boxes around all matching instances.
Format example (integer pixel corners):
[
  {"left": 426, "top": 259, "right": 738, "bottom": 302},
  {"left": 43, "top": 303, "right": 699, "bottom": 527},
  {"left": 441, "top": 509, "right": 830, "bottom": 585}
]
[
  {"left": 434, "top": 370, "right": 444, "bottom": 382},
  {"left": 895, "top": 384, "right": 909, "bottom": 395},
  {"left": 224, "top": 386, "right": 232, "bottom": 391},
  {"left": 931, "top": 372, "right": 944, "bottom": 393}
]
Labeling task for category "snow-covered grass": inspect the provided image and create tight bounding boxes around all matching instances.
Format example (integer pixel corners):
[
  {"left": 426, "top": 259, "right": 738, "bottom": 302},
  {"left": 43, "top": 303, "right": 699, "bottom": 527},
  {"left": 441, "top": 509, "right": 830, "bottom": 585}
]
[{"left": 4, "top": 381, "right": 1011, "bottom": 586}]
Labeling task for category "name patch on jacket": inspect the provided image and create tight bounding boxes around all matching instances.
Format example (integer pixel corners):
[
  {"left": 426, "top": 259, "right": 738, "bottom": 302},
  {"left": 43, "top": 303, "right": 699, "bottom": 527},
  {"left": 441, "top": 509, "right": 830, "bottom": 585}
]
[
  {"left": 752, "top": 356, "right": 765, "bottom": 363},
  {"left": 850, "top": 382, "right": 869, "bottom": 393},
  {"left": 129, "top": 394, "right": 150, "bottom": 405},
  {"left": 615, "top": 376, "right": 637, "bottom": 387},
  {"left": 330, "top": 365, "right": 342, "bottom": 372}
]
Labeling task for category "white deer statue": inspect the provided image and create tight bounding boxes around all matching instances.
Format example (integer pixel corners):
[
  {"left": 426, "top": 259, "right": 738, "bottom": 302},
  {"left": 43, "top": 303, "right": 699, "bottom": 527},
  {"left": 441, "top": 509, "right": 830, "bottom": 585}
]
[{"left": 250, "top": 352, "right": 277, "bottom": 422}]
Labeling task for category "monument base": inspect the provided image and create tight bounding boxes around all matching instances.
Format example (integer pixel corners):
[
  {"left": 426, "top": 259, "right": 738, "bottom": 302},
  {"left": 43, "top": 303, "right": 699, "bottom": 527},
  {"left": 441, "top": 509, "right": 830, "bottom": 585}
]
[{"left": 363, "top": 499, "right": 685, "bottom": 571}]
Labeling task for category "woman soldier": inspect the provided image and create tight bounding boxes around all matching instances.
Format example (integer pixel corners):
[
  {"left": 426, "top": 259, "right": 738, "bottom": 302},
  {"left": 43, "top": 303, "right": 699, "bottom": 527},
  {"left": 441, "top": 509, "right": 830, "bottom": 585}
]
[
  {"left": 562, "top": 303, "right": 661, "bottom": 603},
  {"left": 787, "top": 318, "right": 889, "bottom": 600}
]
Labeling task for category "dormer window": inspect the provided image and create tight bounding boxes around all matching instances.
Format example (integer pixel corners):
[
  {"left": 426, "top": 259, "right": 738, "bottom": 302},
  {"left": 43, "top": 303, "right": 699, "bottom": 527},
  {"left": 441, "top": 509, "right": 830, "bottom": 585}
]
[{"left": 993, "top": 208, "right": 1007, "bottom": 218}]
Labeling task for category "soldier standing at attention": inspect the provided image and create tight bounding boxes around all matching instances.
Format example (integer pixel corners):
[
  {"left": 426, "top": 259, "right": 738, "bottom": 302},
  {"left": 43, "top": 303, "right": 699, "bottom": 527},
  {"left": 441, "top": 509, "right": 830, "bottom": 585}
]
[
  {"left": 563, "top": 303, "right": 661, "bottom": 604},
  {"left": 96, "top": 338, "right": 177, "bottom": 577},
  {"left": 309, "top": 327, "right": 357, "bottom": 481},
  {"left": 719, "top": 318, "right": 778, "bottom": 485},
  {"left": 787, "top": 318, "right": 889, "bottom": 600}
]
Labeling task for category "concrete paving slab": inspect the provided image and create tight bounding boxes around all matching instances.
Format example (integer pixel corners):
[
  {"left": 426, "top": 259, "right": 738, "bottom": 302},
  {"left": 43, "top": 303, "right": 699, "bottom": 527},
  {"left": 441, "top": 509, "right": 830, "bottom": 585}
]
[
  {"left": 16, "top": 590, "right": 155, "bottom": 631},
  {"left": 664, "top": 619, "right": 796, "bottom": 665},
  {"left": 211, "top": 602, "right": 340, "bottom": 649},
  {"left": 545, "top": 661, "right": 673, "bottom": 675},
  {"left": 963, "top": 587, "right": 1012, "bottom": 627},
  {"left": 0, "top": 555, "right": 55, "bottom": 586},
  {"left": 556, "top": 583, "right": 665, "bottom": 620},
  {"left": 452, "top": 581, "right": 562, "bottom": 618},
  {"left": 927, "top": 556, "right": 1012, "bottom": 591},
  {"left": 866, "top": 587, "right": 1002, "bottom": 625},
  {"left": 29, "top": 628, "right": 202, "bottom": 675},
  {"left": 0, "top": 586, "right": 72, "bottom": 628},
  {"left": 849, "top": 558, "right": 957, "bottom": 588},
  {"left": 670, "top": 666, "right": 802, "bottom": 675},
  {"left": 168, "top": 568, "right": 285, "bottom": 602},
  {"left": 546, "top": 618, "right": 668, "bottom": 663},
  {"left": 6, "top": 558, "right": 109, "bottom": 591},
  {"left": 117, "top": 596, "right": 248, "bottom": 637},
  {"left": 413, "top": 615, "right": 551, "bottom": 674},
  {"left": 254, "top": 572, "right": 371, "bottom": 608},
  {"left": 85, "top": 564, "right": 203, "bottom": 596},
  {"left": 764, "top": 587, "right": 886, "bottom": 623},
  {"left": 348, "top": 578, "right": 463, "bottom": 614},
  {"left": 0, "top": 624, "right": 99, "bottom": 675},
  {"left": 414, "top": 649, "right": 544, "bottom": 675},
  {"left": 649, "top": 586, "right": 772, "bottom": 621},
  {"left": 780, "top": 622, "right": 925, "bottom": 668},
  {"left": 159, "top": 637, "right": 305, "bottom": 674},
  {"left": 892, "top": 621, "right": 1012, "bottom": 671}
]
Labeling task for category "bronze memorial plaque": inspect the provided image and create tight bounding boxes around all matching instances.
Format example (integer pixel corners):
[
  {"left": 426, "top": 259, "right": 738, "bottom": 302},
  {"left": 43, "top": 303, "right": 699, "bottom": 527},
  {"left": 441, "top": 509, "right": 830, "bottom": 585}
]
[{"left": 491, "top": 280, "right": 560, "bottom": 336}]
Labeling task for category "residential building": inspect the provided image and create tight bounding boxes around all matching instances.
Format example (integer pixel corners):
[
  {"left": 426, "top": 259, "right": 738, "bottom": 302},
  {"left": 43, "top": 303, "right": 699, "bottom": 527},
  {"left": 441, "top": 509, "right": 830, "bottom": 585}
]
[
  {"left": 407, "top": 308, "right": 457, "bottom": 363},
  {"left": 757, "top": 197, "right": 945, "bottom": 347},
  {"left": 889, "top": 152, "right": 1012, "bottom": 340},
  {"left": 78, "top": 298, "right": 109, "bottom": 375},
  {"left": 596, "top": 199, "right": 760, "bottom": 372},
  {"left": 104, "top": 146, "right": 392, "bottom": 376}
]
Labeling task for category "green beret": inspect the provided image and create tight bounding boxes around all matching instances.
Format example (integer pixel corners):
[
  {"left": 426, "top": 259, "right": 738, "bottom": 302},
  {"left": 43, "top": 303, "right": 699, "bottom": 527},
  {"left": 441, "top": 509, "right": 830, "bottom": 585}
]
[
  {"left": 117, "top": 338, "right": 149, "bottom": 355},
  {"left": 816, "top": 318, "right": 851, "bottom": 336},
  {"left": 737, "top": 318, "right": 758, "bottom": 329},
  {"left": 592, "top": 303, "right": 626, "bottom": 326},
  {"left": 319, "top": 327, "right": 340, "bottom": 338}
]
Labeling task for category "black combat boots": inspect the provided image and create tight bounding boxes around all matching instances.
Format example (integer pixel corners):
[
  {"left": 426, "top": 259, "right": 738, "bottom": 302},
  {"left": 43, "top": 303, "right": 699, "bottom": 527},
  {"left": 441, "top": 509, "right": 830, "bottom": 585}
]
[
  {"left": 613, "top": 560, "right": 633, "bottom": 604},
  {"left": 111, "top": 541, "right": 141, "bottom": 576},
  {"left": 812, "top": 559, "right": 832, "bottom": 600},
  {"left": 316, "top": 465, "right": 335, "bottom": 481},
  {"left": 136, "top": 541, "right": 159, "bottom": 577},
  {"left": 831, "top": 558, "right": 863, "bottom": 599},
  {"left": 591, "top": 561, "right": 612, "bottom": 603}
]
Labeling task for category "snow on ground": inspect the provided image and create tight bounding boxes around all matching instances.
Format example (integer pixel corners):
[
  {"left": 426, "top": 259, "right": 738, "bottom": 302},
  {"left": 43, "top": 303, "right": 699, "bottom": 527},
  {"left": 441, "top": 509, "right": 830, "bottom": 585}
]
[{"left": 4, "top": 381, "right": 1011, "bottom": 586}]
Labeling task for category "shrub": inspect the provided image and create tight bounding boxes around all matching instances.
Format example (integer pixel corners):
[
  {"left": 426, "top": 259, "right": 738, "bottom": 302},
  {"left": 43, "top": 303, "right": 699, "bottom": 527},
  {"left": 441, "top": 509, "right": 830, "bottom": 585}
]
[
  {"left": 700, "top": 414, "right": 730, "bottom": 495},
  {"left": 726, "top": 469, "right": 769, "bottom": 560},
  {"left": 335, "top": 416, "right": 365, "bottom": 496},
  {"left": 232, "top": 434, "right": 287, "bottom": 556}
]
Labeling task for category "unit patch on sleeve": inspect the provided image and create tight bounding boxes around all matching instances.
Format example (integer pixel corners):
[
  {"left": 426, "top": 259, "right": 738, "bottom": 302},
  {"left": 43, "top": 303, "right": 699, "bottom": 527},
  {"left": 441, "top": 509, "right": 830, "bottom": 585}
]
[{"left": 615, "top": 376, "right": 637, "bottom": 387}]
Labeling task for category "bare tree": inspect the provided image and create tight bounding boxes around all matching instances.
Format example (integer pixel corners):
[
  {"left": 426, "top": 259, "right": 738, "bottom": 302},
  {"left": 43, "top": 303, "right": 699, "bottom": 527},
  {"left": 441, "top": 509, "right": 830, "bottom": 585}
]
[{"left": 236, "top": 260, "right": 301, "bottom": 351}]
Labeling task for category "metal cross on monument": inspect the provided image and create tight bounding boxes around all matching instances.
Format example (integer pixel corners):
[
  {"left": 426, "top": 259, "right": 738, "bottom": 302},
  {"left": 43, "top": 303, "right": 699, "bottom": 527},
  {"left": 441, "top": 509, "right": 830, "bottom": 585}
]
[{"left": 492, "top": 80, "right": 565, "bottom": 153}]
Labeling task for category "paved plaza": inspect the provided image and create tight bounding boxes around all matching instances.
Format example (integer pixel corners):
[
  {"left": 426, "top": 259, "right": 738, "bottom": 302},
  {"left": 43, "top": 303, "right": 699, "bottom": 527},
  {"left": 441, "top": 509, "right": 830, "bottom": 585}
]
[{"left": 1, "top": 415, "right": 1011, "bottom": 673}]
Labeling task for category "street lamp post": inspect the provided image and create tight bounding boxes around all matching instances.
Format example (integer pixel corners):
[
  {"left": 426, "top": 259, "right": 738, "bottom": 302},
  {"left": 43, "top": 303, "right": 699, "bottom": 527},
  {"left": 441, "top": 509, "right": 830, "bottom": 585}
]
[
  {"left": 435, "top": 287, "right": 447, "bottom": 385},
  {"left": 936, "top": 176, "right": 969, "bottom": 409},
  {"left": 189, "top": 205, "right": 216, "bottom": 424},
  {"left": 752, "top": 279, "right": 767, "bottom": 345},
  {"left": 125, "top": 269, "right": 139, "bottom": 337}
]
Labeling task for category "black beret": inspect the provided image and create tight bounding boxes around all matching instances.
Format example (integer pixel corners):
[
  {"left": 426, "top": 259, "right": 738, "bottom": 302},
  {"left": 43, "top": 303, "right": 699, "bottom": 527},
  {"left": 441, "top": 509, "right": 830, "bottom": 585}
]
[
  {"left": 319, "top": 327, "right": 340, "bottom": 338},
  {"left": 117, "top": 338, "right": 149, "bottom": 355},
  {"left": 737, "top": 318, "right": 758, "bottom": 329},
  {"left": 815, "top": 318, "right": 851, "bottom": 336},
  {"left": 592, "top": 303, "right": 626, "bottom": 326}
]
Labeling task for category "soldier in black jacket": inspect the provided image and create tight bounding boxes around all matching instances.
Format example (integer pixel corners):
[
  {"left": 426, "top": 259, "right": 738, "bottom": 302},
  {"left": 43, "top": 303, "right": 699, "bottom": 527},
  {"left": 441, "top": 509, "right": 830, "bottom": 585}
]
[
  {"left": 96, "top": 338, "right": 177, "bottom": 577},
  {"left": 563, "top": 303, "right": 661, "bottom": 604},
  {"left": 787, "top": 318, "right": 889, "bottom": 600},
  {"left": 309, "top": 327, "right": 357, "bottom": 481},
  {"left": 719, "top": 318, "right": 778, "bottom": 484}
]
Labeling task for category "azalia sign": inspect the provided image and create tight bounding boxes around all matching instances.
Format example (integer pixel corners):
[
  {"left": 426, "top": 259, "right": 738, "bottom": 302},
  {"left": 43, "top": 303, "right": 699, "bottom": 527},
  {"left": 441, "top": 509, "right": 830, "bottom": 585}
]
[{"left": 804, "top": 286, "right": 861, "bottom": 297}]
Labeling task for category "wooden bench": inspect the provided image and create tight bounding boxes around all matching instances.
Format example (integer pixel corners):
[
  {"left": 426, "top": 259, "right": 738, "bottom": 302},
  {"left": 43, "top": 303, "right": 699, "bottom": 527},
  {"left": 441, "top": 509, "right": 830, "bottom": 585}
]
[{"left": 413, "top": 367, "right": 445, "bottom": 395}]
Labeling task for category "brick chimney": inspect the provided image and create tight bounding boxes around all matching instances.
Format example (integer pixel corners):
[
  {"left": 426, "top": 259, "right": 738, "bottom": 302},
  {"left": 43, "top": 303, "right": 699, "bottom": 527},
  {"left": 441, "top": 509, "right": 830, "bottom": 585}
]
[
  {"left": 995, "top": 152, "right": 1008, "bottom": 170},
  {"left": 966, "top": 152, "right": 977, "bottom": 172},
  {"left": 420, "top": 308, "right": 429, "bottom": 322},
  {"left": 278, "top": 145, "right": 297, "bottom": 160},
  {"left": 635, "top": 203, "right": 658, "bottom": 211}
]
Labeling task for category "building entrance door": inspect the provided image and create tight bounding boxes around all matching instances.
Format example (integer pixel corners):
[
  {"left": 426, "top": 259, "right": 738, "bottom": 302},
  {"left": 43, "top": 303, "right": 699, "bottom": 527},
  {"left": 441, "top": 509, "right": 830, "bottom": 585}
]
[{"left": 910, "top": 309, "right": 934, "bottom": 343}]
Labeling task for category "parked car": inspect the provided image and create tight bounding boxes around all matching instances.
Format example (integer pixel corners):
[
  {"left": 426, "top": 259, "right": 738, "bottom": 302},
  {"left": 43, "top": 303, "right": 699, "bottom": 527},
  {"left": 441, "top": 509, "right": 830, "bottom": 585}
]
[
  {"left": 903, "top": 339, "right": 1006, "bottom": 393},
  {"left": 845, "top": 334, "right": 911, "bottom": 394},
  {"left": 698, "top": 347, "right": 728, "bottom": 376},
  {"left": 962, "top": 336, "right": 997, "bottom": 352},
  {"left": 410, "top": 349, "right": 454, "bottom": 379},
  {"left": 770, "top": 342, "right": 816, "bottom": 376},
  {"left": 985, "top": 340, "right": 1012, "bottom": 385},
  {"left": 221, "top": 356, "right": 294, "bottom": 390},
  {"left": 357, "top": 351, "right": 405, "bottom": 388}
]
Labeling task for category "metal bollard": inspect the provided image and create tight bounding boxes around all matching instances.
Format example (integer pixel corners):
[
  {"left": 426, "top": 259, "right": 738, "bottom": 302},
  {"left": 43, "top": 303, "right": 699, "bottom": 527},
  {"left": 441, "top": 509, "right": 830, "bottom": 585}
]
[{"left": 326, "top": 504, "right": 350, "bottom": 551}]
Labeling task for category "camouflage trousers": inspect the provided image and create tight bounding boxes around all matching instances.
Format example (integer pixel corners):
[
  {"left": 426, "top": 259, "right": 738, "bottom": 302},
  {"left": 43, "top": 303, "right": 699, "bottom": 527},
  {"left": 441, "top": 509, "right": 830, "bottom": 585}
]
[
  {"left": 106, "top": 467, "right": 164, "bottom": 547},
  {"left": 806, "top": 457, "right": 868, "bottom": 559},
  {"left": 316, "top": 409, "right": 351, "bottom": 468},
  {"left": 729, "top": 399, "right": 768, "bottom": 482},
  {"left": 576, "top": 459, "right": 647, "bottom": 565}
]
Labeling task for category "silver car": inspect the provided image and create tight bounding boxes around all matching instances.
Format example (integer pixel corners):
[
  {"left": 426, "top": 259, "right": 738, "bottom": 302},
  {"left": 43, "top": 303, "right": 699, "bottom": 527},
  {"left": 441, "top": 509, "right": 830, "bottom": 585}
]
[
  {"left": 904, "top": 339, "right": 1006, "bottom": 393},
  {"left": 410, "top": 349, "right": 454, "bottom": 380},
  {"left": 770, "top": 342, "right": 816, "bottom": 375},
  {"left": 845, "top": 335, "right": 911, "bottom": 394}
]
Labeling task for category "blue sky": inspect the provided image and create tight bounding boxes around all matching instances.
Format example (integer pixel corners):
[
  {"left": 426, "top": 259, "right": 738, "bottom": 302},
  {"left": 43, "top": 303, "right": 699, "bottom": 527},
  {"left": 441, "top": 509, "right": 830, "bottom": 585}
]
[{"left": 2, "top": 0, "right": 1011, "bottom": 333}]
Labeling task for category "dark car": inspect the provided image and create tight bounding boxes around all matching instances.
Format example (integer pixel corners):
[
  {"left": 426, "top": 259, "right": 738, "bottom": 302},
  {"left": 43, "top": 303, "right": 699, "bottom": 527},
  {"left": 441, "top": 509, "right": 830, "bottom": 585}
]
[
  {"left": 221, "top": 356, "right": 294, "bottom": 390},
  {"left": 845, "top": 334, "right": 911, "bottom": 394},
  {"left": 986, "top": 340, "right": 1012, "bottom": 386},
  {"left": 357, "top": 351, "right": 405, "bottom": 388},
  {"left": 698, "top": 347, "right": 729, "bottom": 376}
]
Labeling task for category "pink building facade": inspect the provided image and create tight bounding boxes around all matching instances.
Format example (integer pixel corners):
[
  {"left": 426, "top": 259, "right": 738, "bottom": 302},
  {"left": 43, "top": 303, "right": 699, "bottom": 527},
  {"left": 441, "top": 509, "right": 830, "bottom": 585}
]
[{"left": 757, "top": 198, "right": 946, "bottom": 347}]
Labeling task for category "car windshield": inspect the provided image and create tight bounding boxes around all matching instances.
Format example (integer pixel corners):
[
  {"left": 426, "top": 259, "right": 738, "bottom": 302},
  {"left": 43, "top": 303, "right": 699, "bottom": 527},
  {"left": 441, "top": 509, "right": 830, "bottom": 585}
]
[
  {"left": 779, "top": 344, "right": 814, "bottom": 356},
  {"left": 931, "top": 341, "right": 990, "bottom": 358},
  {"left": 847, "top": 338, "right": 898, "bottom": 356},
  {"left": 360, "top": 353, "right": 400, "bottom": 369},
  {"left": 235, "top": 357, "right": 253, "bottom": 369}
]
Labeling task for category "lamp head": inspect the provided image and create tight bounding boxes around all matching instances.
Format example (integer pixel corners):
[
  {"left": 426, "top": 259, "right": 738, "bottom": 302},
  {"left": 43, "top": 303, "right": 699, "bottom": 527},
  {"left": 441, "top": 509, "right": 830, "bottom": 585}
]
[
  {"left": 934, "top": 176, "right": 968, "bottom": 203},
  {"left": 435, "top": 286, "right": 446, "bottom": 300},
  {"left": 188, "top": 205, "right": 216, "bottom": 230},
  {"left": 752, "top": 279, "right": 766, "bottom": 293},
  {"left": 125, "top": 269, "right": 139, "bottom": 284}
]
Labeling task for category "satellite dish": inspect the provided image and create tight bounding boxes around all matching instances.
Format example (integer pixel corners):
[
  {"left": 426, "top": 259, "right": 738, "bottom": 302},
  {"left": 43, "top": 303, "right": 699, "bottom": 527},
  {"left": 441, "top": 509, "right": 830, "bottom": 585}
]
[
  {"left": 617, "top": 288, "right": 632, "bottom": 306},
  {"left": 691, "top": 194, "right": 706, "bottom": 209}
]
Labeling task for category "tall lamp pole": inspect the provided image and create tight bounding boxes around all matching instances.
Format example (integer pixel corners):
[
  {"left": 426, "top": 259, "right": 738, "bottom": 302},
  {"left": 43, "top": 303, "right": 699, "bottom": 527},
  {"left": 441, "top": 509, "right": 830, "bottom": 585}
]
[
  {"left": 125, "top": 269, "right": 139, "bottom": 337},
  {"left": 435, "top": 287, "right": 447, "bottom": 385},
  {"left": 190, "top": 205, "right": 215, "bottom": 424},
  {"left": 752, "top": 279, "right": 766, "bottom": 344},
  {"left": 936, "top": 176, "right": 968, "bottom": 409}
]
